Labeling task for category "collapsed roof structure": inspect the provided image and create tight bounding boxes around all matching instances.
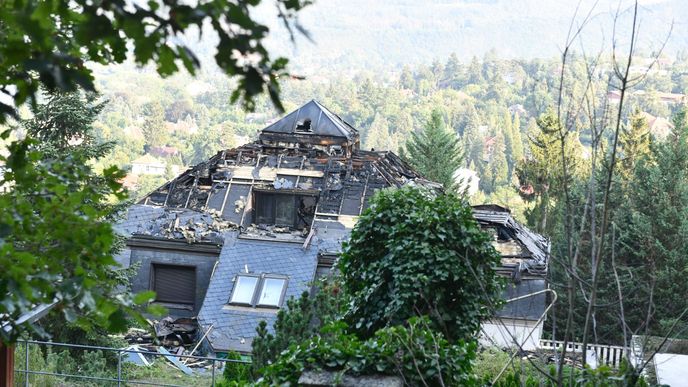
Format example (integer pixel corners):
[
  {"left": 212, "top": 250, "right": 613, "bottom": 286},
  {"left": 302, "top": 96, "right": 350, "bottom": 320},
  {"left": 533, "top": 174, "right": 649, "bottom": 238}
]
[{"left": 116, "top": 100, "right": 550, "bottom": 353}]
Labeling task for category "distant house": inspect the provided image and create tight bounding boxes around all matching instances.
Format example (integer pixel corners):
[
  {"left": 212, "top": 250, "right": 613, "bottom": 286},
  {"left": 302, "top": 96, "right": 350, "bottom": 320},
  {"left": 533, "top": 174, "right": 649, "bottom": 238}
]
[
  {"left": 131, "top": 154, "right": 166, "bottom": 175},
  {"left": 149, "top": 146, "right": 180, "bottom": 159},
  {"left": 508, "top": 104, "right": 526, "bottom": 116},
  {"left": 115, "top": 100, "right": 550, "bottom": 354},
  {"left": 640, "top": 111, "right": 674, "bottom": 140},
  {"left": 657, "top": 92, "right": 686, "bottom": 105},
  {"left": 483, "top": 135, "right": 497, "bottom": 162},
  {"left": 120, "top": 174, "right": 139, "bottom": 190},
  {"left": 609, "top": 89, "right": 686, "bottom": 106}
]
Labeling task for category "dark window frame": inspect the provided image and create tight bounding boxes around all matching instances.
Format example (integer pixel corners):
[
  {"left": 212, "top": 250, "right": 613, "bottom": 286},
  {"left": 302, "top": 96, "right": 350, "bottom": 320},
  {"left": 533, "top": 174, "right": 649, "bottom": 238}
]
[
  {"left": 253, "top": 191, "right": 317, "bottom": 228},
  {"left": 150, "top": 263, "right": 197, "bottom": 307}
]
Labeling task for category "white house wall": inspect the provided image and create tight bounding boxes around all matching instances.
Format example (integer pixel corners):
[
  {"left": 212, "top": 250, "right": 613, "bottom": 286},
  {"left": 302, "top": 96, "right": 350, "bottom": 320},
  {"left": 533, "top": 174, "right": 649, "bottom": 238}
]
[{"left": 480, "top": 319, "right": 542, "bottom": 351}]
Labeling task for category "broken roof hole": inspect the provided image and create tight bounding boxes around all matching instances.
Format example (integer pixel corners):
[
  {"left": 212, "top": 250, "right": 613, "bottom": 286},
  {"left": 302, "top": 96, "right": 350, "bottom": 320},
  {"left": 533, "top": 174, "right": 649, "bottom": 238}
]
[{"left": 295, "top": 118, "right": 312, "bottom": 133}]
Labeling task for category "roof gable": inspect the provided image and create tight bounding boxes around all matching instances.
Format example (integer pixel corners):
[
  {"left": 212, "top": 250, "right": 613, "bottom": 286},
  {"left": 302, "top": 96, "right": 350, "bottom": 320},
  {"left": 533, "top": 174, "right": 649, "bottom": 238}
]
[{"left": 261, "top": 100, "right": 358, "bottom": 140}]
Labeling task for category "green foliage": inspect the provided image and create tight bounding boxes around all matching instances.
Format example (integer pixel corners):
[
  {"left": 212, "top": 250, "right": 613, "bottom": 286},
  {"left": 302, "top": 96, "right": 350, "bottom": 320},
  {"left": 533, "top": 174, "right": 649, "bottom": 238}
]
[
  {"left": 608, "top": 107, "right": 688, "bottom": 339},
  {"left": 618, "top": 107, "right": 652, "bottom": 180},
  {"left": 0, "top": 92, "right": 155, "bottom": 343},
  {"left": 0, "top": 0, "right": 313, "bottom": 122},
  {"left": 187, "top": 122, "right": 237, "bottom": 166},
  {"left": 403, "top": 109, "right": 463, "bottom": 191},
  {"left": 492, "top": 361, "right": 649, "bottom": 387},
  {"left": 252, "top": 277, "right": 347, "bottom": 375},
  {"left": 218, "top": 351, "right": 253, "bottom": 386},
  {"left": 515, "top": 111, "right": 585, "bottom": 233},
  {"left": 258, "top": 317, "right": 479, "bottom": 386},
  {"left": 141, "top": 102, "right": 169, "bottom": 148},
  {"left": 339, "top": 187, "right": 504, "bottom": 342},
  {"left": 24, "top": 90, "right": 112, "bottom": 160}
]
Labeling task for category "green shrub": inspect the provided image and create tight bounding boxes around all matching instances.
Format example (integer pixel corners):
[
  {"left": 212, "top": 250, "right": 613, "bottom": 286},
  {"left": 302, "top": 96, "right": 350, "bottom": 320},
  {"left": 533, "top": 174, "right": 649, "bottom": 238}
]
[
  {"left": 252, "top": 276, "right": 347, "bottom": 375},
  {"left": 339, "top": 187, "right": 504, "bottom": 342},
  {"left": 258, "top": 316, "right": 478, "bottom": 386},
  {"left": 217, "top": 351, "right": 253, "bottom": 386}
]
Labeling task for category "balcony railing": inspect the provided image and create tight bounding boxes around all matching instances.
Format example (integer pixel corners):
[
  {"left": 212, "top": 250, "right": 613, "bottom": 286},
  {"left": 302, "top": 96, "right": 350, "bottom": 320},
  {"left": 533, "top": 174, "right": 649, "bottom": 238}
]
[{"left": 540, "top": 339, "right": 627, "bottom": 368}]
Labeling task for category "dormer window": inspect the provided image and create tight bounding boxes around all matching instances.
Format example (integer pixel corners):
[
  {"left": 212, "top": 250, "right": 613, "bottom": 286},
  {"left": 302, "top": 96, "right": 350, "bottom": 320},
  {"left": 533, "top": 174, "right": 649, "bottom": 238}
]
[
  {"left": 229, "top": 275, "right": 259, "bottom": 305},
  {"left": 228, "top": 274, "right": 288, "bottom": 308},
  {"left": 257, "top": 277, "right": 287, "bottom": 307},
  {"left": 295, "top": 118, "right": 312, "bottom": 133}
]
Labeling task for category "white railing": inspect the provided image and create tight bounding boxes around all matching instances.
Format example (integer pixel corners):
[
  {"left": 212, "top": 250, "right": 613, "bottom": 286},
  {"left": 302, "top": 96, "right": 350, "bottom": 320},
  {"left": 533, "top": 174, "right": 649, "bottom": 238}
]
[{"left": 540, "top": 339, "right": 626, "bottom": 368}]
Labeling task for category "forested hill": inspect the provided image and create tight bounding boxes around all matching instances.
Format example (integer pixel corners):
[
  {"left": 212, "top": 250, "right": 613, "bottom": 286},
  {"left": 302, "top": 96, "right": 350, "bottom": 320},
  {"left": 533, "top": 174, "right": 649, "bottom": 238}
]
[{"left": 257, "top": 0, "right": 686, "bottom": 70}]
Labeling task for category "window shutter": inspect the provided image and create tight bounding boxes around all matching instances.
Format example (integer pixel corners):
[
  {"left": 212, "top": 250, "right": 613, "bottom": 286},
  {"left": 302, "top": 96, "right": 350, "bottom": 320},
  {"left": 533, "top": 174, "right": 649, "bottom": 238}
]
[{"left": 153, "top": 265, "right": 196, "bottom": 305}]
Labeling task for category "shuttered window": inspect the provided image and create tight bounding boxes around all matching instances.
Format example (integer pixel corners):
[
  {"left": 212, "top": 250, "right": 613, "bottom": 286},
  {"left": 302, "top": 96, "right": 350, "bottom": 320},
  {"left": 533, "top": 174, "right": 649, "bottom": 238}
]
[{"left": 153, "top": 264, "right": 196, "bottom": 305}]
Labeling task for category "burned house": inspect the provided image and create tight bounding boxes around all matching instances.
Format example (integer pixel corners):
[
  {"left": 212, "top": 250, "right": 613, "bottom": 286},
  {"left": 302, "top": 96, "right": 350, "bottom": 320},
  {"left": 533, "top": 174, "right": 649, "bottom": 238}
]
[
  {"left": 473, "top": 204, "right": 550, "bottom": 351},
  {"left": 115, "top": 100, "right": 550, "bottom": 354}
]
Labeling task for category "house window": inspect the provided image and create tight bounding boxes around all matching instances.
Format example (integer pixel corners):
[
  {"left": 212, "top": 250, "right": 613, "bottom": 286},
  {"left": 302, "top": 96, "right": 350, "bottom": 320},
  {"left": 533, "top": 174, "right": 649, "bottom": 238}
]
[
  {"left": 257, "top": 277, "right": 287, "bottom": 307},
  {"left": 152, "top": 264, "right": 196, "bottom": 306},
  {"left": 228, "top": 274, "right": 288, "bottom": 308},
  {"left": 254, "top": 192, "right": 316, "bottom": 228},
  {"left": 229, "top": 275, "right": 259, "bottom": 305},
  {"left": 255, "top": 192, "right": 296, "bottom": 226}
]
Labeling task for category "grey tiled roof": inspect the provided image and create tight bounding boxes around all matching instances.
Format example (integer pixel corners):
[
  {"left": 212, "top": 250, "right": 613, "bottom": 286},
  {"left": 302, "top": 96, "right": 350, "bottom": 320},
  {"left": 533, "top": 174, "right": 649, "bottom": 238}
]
[
  {"left": 198, "top": 236, "right": 320, "bottom": 352},
  {"left": 114, "top": 205, "right": 165, "bottom": 236}
]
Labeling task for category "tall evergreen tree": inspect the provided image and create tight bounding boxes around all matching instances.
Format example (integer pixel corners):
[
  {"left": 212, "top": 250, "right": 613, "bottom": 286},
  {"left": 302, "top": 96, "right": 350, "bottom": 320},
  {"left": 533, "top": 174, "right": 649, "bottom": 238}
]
[
  {"left": 403, "top": 109, "right": 463, "bottom": 192},
  {"left": 610, "top": 107, "right": 688, "bottom": 340},
  {"left": 442, "top": 53, "right": 462, "bottom": 88},
  {"left": 24, "top": 91, "right": 110, "bottom": 160},
  {"left": 515, "top": 111, "right": 584, "bottom": 232},
  {"left": 619, "top": 107, "right": 652, "bottom": 180},
  {"left": 511, "top": 112, "right": 525, "bottom": 163},
  {"left": 141, "top": 102, "right": 169, "bottom": 147},
  {"left": 490, "top": 132, "right": 509, "bottom": 189},
  {"left": 2, "top": 90, "right": 149, "bottom": 344},
  {"left": 502, "top": 110, "right": 515, "bottom": 175}
]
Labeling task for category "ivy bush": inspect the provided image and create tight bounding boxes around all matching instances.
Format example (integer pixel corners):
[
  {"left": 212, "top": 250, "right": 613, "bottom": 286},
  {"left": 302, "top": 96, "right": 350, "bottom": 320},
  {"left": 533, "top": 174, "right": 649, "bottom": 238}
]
[{"left": 339, "top": 187, "right": 504, "bottom": 341}]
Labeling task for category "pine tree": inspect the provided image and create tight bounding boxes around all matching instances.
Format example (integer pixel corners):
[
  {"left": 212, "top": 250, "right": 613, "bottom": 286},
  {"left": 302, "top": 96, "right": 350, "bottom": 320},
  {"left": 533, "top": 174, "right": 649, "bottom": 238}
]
[
  {"left": 11, "top": 89, "right": 138, "bottom": 345},
  {"left": 399, "top": 66, "right": 415, "bottom": 90},
  {"left": 613, "top": 107, "right": 688, "bottom": 337},
  {"left": 511, "top": 112, "right": 524, "bottom": 163},
  {"left": 442, "top": 53, "right": 462, "bottom": 88},
  {"left": 24, "top": 90, "right": 110, "bottom": 160},
  {"left": 141, "top": 102, "right": 169, "bottom": 147},
  {"left": 403, "top": 109, "right": 463, "bottom": 192},
  {"left": 364, "top": 113, "right": 394, "bottom": 152},
  {"left": 490, "top": 132, "right": 509, "bottom": 189},
  {"left": 515, "top": 111, "right": 584, "bottom": 232},
  {"left": 502, "top": 110, "right": 515, "bottom": 176},
  {"left": 467, "top": 56, "right": 483, "bottom": 85},
  {"left": 619, "top": 107, "right": 652, "bottom": 180}
]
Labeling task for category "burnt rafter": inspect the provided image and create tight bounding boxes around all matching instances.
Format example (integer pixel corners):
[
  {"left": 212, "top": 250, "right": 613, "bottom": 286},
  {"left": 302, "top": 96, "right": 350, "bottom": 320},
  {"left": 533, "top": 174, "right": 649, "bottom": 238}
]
[{"left": 139, "top": 100, "right": 440, "bottom": 225}]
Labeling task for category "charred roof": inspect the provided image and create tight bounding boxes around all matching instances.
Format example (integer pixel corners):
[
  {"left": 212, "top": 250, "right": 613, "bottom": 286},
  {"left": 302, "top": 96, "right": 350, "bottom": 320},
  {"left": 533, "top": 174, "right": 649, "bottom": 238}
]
[{"left": 138, "top": 101, "right": 440, "bottom": 240}]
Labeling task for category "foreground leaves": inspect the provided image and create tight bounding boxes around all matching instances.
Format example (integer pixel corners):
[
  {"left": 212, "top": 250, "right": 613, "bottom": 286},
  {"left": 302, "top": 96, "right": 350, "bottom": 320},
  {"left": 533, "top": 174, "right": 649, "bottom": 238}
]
[
  {"left": 0, "top": 134, "right": 151, "bottom": 342},
  {"left": 0, "top": 0, "right": 313, "bottom": 123}
]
